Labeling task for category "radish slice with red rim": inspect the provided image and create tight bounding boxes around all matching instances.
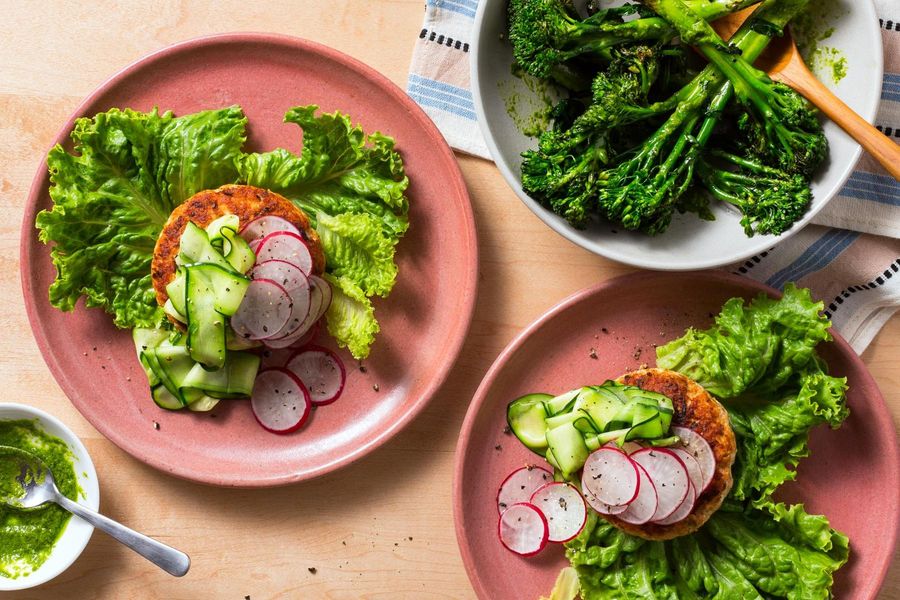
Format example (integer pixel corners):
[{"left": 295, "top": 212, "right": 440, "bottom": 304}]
[
  {"left": 240, "top": 216, "right": 301, "bottom": 243},
  {"left": 669, "top": 448, "right": 704, "bottom": 495},
  {"left": 252, "top": 260, "right": 312, "bottom": 338},
  {"left": 604, "top": 441, "right": 643, "bottom": 455},
  {"left": 255, "top": 231, "right": 313, "bottom": 275},
  {"left": 580, "top": 475, "right": 630, "bottom": 515},
  {"left": 309, "top": 275, "right": 332, "bottom": 318},
  {"left": 630, "top": 448, "right": 690, "bottom": 521},
  {"left": 497, "top": 466, "right": 554, "bottom": 514},
  {"left": 529, "top": 482, "right": 587, "bottom": 543},
  {"left": 671, "top": 426, "right": 715, "bottom": 493},
  {"left": 250, "top": 367, "right": 311, "bottom": 434},
  {"left": 249, "top": 238, "right": 263, "bottom": 255},
  {"left": 652, "top": 481, "right": 696, "bottom": 526},
  {"left": 581, "top": 447, "right": 640, "bottom": 507},
  {"left": 286, "top": 347, "right": 346, "bottom": 406},
  {"left": 498, "top": 503, "right": 549, "bottom": 557},
  {"left": 617, "top": 463, "right": 658, "bottom": 525},
  {"left": 230, "top": 279, "right": 292, "bottom": 340}
]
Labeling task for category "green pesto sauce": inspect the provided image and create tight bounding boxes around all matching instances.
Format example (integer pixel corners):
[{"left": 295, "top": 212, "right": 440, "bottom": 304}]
[
  {"left": 0, "top": 420, "right": 82, "bottom": 579},
  {"left": 500, "top": 63, "right": 558, "bottom": 138},
  {"left": 792, "top": 0, "right": 849, "bottom": 84}
]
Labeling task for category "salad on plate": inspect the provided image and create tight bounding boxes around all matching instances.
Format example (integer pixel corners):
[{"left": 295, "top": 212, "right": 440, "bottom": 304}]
[
  {"left": 495, "top": 285, "right": 851, "bottom": 599},
  {"left": 36, "top": 103, "right": 409, "bottom": 433}
]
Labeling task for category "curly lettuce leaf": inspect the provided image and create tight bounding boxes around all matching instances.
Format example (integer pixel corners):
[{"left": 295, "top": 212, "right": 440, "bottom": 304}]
[
  {"left": 656, "top": 284, "right": 832, "bottom": 398},
  {"left": 568, "top": 502, "right": 849, "bottom": 600},
  {"left": 237, "top": 106, "right": 409, "bottom": 358},
  {"left": 36, "top": 106, "right": 247, "bottom": 329},
  {"left": 323, "top": 274, "right": 379, "bottom": 359}
]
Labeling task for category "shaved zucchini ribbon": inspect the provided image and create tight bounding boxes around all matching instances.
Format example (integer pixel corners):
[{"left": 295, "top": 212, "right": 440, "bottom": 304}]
[
  {"left": 507, "top": 383, "right": 676, "bottom": 478},
  {"left": 133, "top": 216, "right": 260, "bottom": 411}
]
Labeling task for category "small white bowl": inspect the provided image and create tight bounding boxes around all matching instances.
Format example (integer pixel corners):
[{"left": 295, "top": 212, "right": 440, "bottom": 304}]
[
  {"left": 0, "top": 403, "right": 99, "bottom": 590},
  {"left": 471, "top": 0, "right": 883, "bottom": 270}
]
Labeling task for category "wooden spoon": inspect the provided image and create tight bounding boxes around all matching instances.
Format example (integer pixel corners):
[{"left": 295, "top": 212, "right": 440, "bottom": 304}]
[{"left": 713, "top": 9, "right": 900, "bottom": 180}]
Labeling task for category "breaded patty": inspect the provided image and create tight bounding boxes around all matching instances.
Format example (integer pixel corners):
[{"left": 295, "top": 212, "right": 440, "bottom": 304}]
[
  {"left": 604, "top": 368, "right": 736, "bottom": 540},
  {"left": 151, "top": 184, "right": 325, "bottom": 307}
]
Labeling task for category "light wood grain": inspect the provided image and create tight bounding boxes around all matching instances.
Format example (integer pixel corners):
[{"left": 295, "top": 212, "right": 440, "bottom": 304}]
[{"left": 0, "top": 1, "right": 897, "bottom": 598}]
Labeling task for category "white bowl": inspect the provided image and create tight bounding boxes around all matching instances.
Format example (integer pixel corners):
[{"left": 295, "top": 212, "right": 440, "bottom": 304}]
[
  {"left": 0, "top": 404, "right": 99, "bottom": 590},
  {"left": 471, "top": 0, "right": 883, "bottom": 270}
]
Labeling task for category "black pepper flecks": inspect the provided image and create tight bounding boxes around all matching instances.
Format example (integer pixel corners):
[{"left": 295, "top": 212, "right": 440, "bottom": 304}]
[
  {"left": 153, "top": 421, "right": 160, "bottom": 430},
  {"left": 494, "top": 444, "right": 502, "bottom": 451},
  {"left": 589, "top": 347, "right": 598, "bottom": 360},
  {"left": 372, "top": 384, "right": 379, "bottom": 392},
  {"left": 308, "top": 567, "right": 317, "bottom": 574}
]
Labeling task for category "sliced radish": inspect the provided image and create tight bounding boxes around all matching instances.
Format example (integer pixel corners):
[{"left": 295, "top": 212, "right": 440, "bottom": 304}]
[
  {"left": 264, "top": 320, "right": 321, "bottom": 350},
  {"left": 653, "top": 481, "right": 697, "bottom": 526},
  {"left": 250, "top": 368, "right": 311, "bottom": 433},
  {"left": 630, "top": 449, "right": 690, "bottom": 521},
  {"left": 498, "top": 502, "right": 549, "bottom": 557},
  {"left": 529, "top": 482, "right": 587, "bottom": 543},
  {"left": 671, "top": 426, "right": 715, "bottom": 493},
  {"left": 286, "top": 347, "right": 346, "bottom": 405},
  {"left": 252, "top": 260, "right": 312, "bottom": 338},
  {"left": 230, "top": 279, "right": 292, "bottom": 340},
  {"left": 581, "top": 447, "right": 640, "bottom": 507},
  {"left": 617, "top": 463, "right": 658, "bottom": 525},
  {"left": 249, "top": 238, "right": 263, "bottom": 255},
  {"left": 309, "top": 275, "right": 332, "bottom": 318},
  {"left": 240, "top": 216, "right": 301, "bottom": 243},
  {"left": 255, "top": 231, "right": 313, "bottom": 275},
  {"left": 580, "top": 480, "right": 631, "bottom": 515},
  {"left": 497, "top": 466, "right": 554, "bottom": 514},
  {"left": 669, "top": 448, "right": 704, "bottom": 495}
]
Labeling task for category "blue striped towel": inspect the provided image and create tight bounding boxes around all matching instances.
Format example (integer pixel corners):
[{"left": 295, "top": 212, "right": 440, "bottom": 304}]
[{"left": 406, "top": 0, "right": 900, "bottom": 353}]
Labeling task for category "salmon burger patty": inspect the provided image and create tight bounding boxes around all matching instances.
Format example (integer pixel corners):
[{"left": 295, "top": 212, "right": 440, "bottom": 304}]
[
  {"left": 151, "top": 184, "right": 324, "bottom": 308},
  {"left": 604, "top": 368, "right": 737, "bottom": 541}
]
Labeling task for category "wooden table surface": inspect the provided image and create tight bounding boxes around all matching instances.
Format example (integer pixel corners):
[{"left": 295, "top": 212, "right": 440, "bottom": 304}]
[{"left": 1, "top": 1, "right": 897, "bottom": 598}]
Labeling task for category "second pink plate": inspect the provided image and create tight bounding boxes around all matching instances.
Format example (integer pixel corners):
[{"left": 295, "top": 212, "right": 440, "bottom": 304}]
[
  {"left": 21, "top": 34, "right": 477, "bottom": 486},
  {"left": 454, "top": 271, "right": 898, "bottom": 600}
]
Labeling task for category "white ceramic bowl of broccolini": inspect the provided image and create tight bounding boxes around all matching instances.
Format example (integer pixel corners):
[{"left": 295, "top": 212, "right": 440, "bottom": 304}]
[{"left": 471, "top": 0, "right": 883, "bottom": 270}]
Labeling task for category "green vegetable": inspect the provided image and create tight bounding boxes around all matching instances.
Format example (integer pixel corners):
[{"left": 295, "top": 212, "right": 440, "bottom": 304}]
[
  {"left": 644, "top": 0, "right": 827, "bottom": 178},
  {"left": 507, "top": 0, "right": 759, "bottom": 82},
  {"left": 238, "top": 106, "right": 410, "bottom": 358},
  {"left": 36, "top": 106, "right": 247, "bottom": 329},
  {"left": 656, "top": 284, "right": 832, "bottom": 399},
  {"left": 519, "top": 0, "right": 809, "bottom": 233}
]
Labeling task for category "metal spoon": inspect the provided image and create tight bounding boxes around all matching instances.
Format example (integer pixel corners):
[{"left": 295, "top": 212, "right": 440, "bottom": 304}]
[
  {"left": 0, "top": 446, "right": 190, "bottom": 577},
  {"left": 713, "top": 8, "right": 900, "bottom": 180}
]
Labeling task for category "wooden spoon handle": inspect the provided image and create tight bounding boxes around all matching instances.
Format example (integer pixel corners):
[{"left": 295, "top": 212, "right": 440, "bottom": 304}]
[{"left": 778, "top": 69, "right": 900, "bottom": 180}]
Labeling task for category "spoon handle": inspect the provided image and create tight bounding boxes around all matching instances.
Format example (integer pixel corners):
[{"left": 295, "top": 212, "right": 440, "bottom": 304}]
[
  {"left": 779, "top": 66, "right": 900, "bottom": 180},
  {"left": 55, "top": 494, "right": 190, "bottom": 577}
]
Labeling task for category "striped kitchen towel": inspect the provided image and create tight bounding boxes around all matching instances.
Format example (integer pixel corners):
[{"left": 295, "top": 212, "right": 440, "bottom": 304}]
[{"left": 407, "top": 0, "right": 900, "bottom": 353}]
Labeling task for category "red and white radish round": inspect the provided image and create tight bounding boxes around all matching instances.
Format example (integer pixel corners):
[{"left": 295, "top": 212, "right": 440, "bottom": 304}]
[
  {"left": 617, "top": 463, "right": 658, "bottom": 525},
  {"left": 581, "top": 481, "right": 631, "bottom": 516},
  {"left": 240, "top": 216, "right": 301, "bottom": 243},
  {"left": 668, "top": 447, "right": 705, "bottom": 495},
  {"left": 309, "top": 275, "right": 333, "bottom": 317},
  {"left": 252, "top": 260, "right": 312, "bottom": 338},
  {"left": 653, "top": 481, "right": 697, "bottom": 526},
  {"left": 630, "top": 448, "right": 690, "bottom": 521},
  {"left": 255, "top": 231, "right": 313, "bottom": 275},
  {"left": 286, "top": 347, "right": 346, "bottom": 405},
  {"left": 498, "top": 502, "right": 549, "bottom": 557},
  {"left": 671, "top": 426, "right": 715, "bottom": 492},
  {"left": 529, "top": 482, "right": 587, "bottom": 543},
  {"left": 581, "top": 447, "right": 640, "bottom": 507},
  {"left": 497, "top": 466, "right": 554, "bottom": 514},
  {"left": 250, "top": 368, "right": 311, "bottom": 434},
  {"left": 230, "top": 279, "right": 292, "bottom": 340}
]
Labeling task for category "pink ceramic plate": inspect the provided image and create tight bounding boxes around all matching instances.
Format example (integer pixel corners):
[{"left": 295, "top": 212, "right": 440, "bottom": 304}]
[
  {"left": 454, "top": 271, "right": 899, "bottom": 599},
  {"left": 21, "top": 34, "right": 477, "bottom": 487}
]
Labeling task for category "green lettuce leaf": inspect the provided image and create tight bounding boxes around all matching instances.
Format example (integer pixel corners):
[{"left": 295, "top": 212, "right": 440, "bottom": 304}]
[
  {"left": 237, "top": 105, "right": 409, "bottom": 358},
  {"left": 656, "top": 284, "right": 832, "bottom": 398},
  {"left": 323, "top": 274, "right": 379, "bottom": 360},
  {"left": 36, "top": 106, "right": 247, "bottom": 328},
  {"left": 568, "top": 502, "right": 849, "bottom": 600}
]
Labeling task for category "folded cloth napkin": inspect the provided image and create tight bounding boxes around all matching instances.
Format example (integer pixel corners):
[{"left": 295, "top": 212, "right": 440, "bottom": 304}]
[{"left": 406, "top": 0, "right": 900, "bottom": 354}]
